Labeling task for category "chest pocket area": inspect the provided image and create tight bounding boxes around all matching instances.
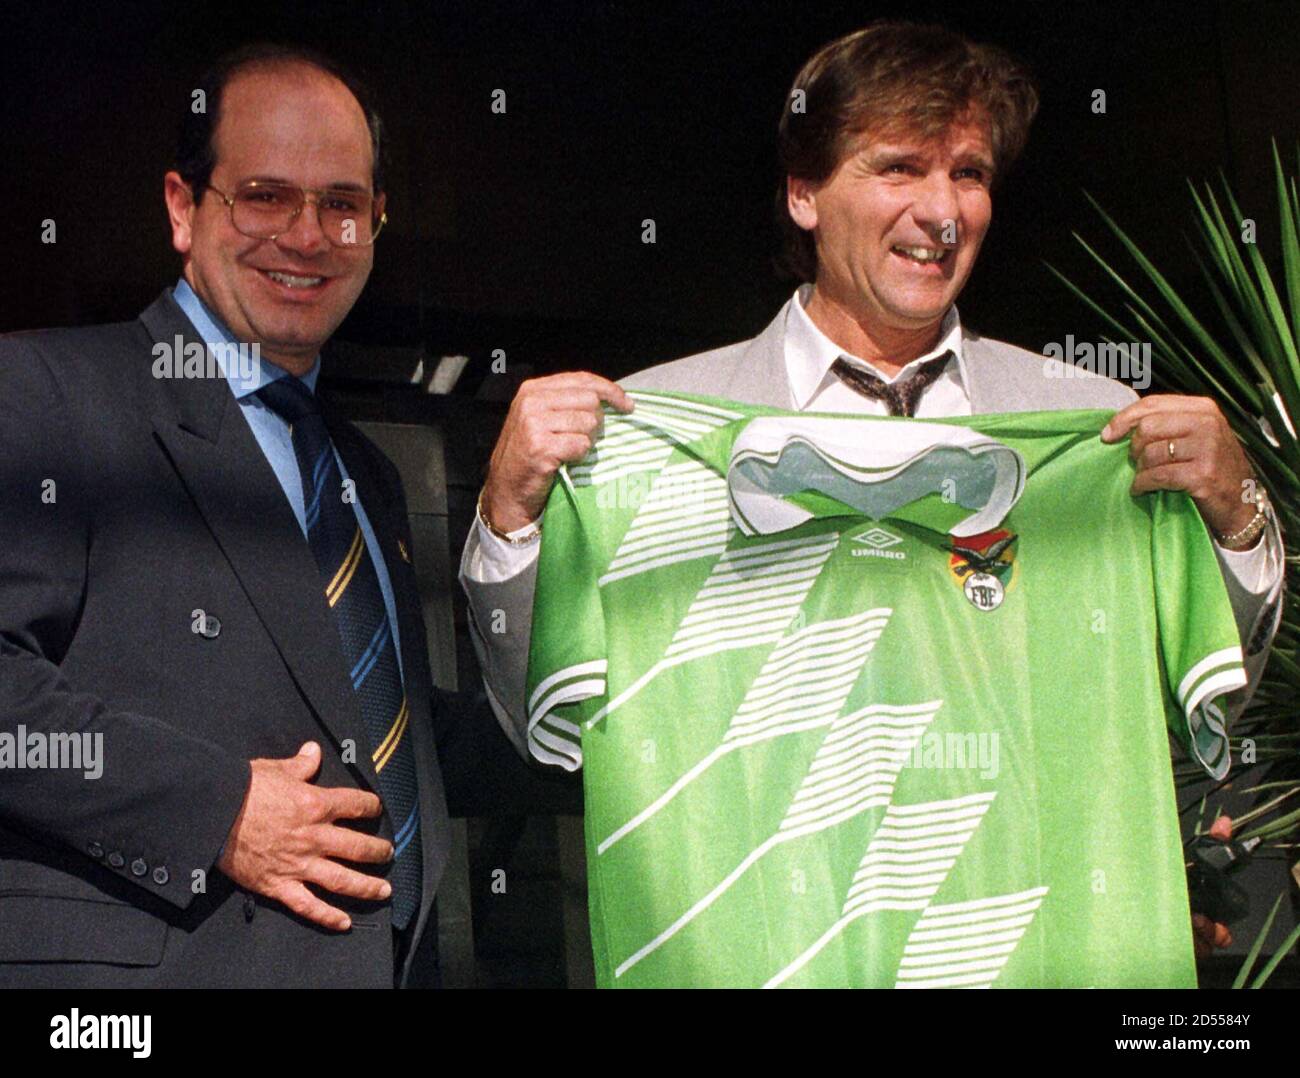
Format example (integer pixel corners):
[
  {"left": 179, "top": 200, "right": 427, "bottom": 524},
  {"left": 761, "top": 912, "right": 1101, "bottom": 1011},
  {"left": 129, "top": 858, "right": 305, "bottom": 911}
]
[{"left": 156, "top": 534, "right": 320, "bottom": 760}]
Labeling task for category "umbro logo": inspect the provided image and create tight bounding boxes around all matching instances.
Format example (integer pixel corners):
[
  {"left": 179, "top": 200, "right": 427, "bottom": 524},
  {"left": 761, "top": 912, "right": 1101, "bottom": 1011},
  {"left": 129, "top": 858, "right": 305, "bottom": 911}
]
[
  {"left": 851, "top": 527, "right": 903, "bottom": 549},
  {"left": 850, "top": 526, "right": 906, "bottom": 561}
]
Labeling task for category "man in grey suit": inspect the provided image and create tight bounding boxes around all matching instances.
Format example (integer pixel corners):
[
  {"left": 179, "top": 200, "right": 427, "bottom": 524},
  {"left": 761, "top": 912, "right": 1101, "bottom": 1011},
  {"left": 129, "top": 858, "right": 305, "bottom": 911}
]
[{"left": 460, "top": 21, "right": 1283, "bottom": 952}]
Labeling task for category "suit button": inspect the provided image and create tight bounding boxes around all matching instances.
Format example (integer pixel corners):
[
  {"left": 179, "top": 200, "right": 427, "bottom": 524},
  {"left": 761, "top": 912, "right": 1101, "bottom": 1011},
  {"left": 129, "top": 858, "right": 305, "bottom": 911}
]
[
  {"left": 243, "top": 894, "right": 256, "bottom": 922},
  {"left": 198, "top": 614, "right": 221, "bottom": 639},
  {"left": 87, "top": 841, "right": 104, "bottom": 859},
  {"left": 107, "top": 851, "right": 125, "bottom": 869},
  {"left": 130, "top": 858, "right": 148, "bottom": 877},
  {"left": 152, "top": 866, "right": 169, "bottom": 886}
]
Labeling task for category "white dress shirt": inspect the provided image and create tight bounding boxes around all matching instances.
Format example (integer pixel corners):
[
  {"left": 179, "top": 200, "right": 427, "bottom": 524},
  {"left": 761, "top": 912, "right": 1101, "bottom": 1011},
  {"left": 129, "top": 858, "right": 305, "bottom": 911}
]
[{"left": 463, "top": 286, "right": 1281, "bottom": 617}]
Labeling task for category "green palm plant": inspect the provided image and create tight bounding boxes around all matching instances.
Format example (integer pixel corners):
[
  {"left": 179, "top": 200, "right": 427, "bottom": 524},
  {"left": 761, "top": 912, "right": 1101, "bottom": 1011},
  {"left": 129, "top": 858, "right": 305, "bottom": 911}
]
[{"left": 1047, "top": 142, "right": 1300, "bottom": 986}]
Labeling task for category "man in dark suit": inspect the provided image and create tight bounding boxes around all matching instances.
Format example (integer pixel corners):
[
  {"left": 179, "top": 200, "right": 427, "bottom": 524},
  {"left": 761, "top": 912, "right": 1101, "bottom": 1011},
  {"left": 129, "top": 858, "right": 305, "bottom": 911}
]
[{"left": 0, "top": 44, "right": 450, "bottom": 987}]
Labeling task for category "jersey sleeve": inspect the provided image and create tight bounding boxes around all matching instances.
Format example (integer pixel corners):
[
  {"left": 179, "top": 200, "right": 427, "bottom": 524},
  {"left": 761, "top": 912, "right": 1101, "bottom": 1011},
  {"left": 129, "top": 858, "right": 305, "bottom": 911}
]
[
  {"left": 524, "top": 469, "right": 609, "bottom": 771},
  {"left": 1151, "top": 489, "right": 1248, "bottom": 780}
]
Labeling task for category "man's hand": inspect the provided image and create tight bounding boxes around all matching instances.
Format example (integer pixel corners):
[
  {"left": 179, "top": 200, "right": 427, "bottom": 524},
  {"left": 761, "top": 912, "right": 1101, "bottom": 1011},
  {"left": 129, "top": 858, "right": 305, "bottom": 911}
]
[
  {"left": 1101, "top": 395, "right": 1259, "bottom": 545},
  {"left": 1192, "top": 815, "right": 1235, "bottom": 957},
  {"left": 480, "top": 373, "right": 632, "bottom": 532},
  {"left": 1192, "top": 913, "right": 1233, "bottom": 957},
  {"left": 217, "top": 742, "right": 394, "bottom": 932}
]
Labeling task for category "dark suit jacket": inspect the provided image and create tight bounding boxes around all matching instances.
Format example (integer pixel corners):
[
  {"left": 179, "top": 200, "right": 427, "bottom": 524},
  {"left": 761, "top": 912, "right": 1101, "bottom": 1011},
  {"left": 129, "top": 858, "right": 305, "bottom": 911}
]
[{"left": 0, "top": 290, "right": 450, "bottom": 987}]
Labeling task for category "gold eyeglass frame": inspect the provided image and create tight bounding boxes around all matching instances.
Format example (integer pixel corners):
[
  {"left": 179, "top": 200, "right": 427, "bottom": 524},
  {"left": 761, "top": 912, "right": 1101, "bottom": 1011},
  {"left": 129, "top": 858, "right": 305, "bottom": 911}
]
[{"left": 206, "top": 180, "right": 388, "bottom": 247}]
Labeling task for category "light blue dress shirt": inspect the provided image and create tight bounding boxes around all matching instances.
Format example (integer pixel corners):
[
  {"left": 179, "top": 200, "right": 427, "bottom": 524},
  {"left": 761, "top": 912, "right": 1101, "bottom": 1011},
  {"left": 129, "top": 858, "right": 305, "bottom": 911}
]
[{"left": 173, "top": 279, "right": 404, "bottom": 681}]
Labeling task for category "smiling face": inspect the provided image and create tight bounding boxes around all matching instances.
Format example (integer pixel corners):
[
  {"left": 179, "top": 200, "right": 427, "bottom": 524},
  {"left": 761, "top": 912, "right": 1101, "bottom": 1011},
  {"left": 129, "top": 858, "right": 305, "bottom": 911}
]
[
  {"left": 788, "top": 114, "right": 995, "bottom": 364},
  {"left": 164, "top": 63, "right": 382, "bottom": 375}
]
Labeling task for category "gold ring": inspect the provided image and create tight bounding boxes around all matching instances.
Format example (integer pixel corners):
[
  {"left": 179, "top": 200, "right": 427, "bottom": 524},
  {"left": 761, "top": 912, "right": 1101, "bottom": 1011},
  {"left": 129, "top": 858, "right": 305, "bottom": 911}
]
[{"left": 1168, "top": 440, "right": 1176, "bottom": 460}]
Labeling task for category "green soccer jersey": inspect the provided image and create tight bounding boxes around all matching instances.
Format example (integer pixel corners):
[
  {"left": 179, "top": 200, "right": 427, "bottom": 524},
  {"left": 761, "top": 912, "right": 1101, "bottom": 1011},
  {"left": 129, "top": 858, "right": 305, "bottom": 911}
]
[{"left": 525, "top": 390, "right": 1247, "bottom": 988}]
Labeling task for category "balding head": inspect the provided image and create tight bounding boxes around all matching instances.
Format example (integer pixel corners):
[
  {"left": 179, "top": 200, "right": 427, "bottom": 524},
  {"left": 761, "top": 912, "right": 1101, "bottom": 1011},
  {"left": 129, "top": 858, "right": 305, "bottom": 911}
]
[{"left": 175, "top": 43, "right": 385, "bottom": 202}]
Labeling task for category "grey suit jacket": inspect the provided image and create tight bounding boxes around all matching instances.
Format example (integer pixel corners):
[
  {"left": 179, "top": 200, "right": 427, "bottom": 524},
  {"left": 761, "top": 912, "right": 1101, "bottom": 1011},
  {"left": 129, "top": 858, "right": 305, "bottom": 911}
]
[{"left": 461, "top": 296, "right": 1280, "bottom": 759}]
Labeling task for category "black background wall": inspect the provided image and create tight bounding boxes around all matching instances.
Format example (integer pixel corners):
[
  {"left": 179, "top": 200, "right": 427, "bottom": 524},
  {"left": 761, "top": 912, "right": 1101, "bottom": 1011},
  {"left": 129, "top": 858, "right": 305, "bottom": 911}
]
[
  {"left": 5, "top": 0, "right": 1300, "bottom": 986},
  {"left": 4, "top": 0, "right": 1300, "bottom": 385}
]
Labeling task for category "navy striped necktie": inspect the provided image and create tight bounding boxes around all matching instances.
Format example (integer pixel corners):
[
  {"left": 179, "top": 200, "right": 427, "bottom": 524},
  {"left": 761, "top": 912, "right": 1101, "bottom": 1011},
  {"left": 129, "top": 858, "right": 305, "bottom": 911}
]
[{"left": 256, "top": 376, "right": 422, "bottom": 930}]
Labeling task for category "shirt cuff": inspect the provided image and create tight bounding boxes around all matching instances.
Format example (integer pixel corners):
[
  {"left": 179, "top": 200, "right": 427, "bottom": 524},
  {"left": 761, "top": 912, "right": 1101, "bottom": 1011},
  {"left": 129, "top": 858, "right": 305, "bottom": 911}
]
[
  {"left": 1211, "top": 511, "right": 1282, "bottom": 596},
  {"left": 463, "top": 513, "right": 541, "bottom": 584}
]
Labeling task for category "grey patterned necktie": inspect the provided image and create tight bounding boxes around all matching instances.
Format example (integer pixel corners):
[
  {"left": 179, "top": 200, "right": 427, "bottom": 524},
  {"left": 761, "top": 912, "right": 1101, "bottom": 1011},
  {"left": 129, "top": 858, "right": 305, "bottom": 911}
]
[{"left": 830, "top": 351, "right": 953, "bottom": 417}]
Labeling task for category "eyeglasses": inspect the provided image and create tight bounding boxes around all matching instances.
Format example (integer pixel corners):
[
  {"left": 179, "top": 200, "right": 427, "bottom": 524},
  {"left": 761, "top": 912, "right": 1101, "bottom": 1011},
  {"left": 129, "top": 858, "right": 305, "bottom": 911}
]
[{"left": 206, "top": 180, "right": 388, "bottom": 247}]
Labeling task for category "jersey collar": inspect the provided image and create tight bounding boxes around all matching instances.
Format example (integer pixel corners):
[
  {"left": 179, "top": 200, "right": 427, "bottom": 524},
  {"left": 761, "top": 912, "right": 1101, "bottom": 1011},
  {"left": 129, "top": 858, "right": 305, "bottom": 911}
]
[{"left": 726, "top": 413, "right": 1025, "bottom": 538}]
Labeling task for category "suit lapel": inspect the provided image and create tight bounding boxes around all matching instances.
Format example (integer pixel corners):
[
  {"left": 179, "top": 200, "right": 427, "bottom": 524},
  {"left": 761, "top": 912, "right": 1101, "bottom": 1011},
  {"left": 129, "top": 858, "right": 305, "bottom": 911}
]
[
  {"left": 140, "top": 293, "right": 372, "bottom": 770},
  {"left": 731, "top": 301, "right": 797, "bottom": 409},
  {"left": 963, "top": 331, "right": 1017, "bottom": 415},
  {"left": 963, "top": 331, "right": 990, "bottom": 414}
]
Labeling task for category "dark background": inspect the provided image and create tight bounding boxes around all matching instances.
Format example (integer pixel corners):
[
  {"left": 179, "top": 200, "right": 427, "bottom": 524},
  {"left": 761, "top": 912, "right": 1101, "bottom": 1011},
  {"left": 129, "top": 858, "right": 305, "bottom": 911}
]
[
  {"left": 4, "top": 0, "right": 1300, "bottom": 381},
  {"left": 4, "top": 0, "right": 1299, "bottom": 986}
]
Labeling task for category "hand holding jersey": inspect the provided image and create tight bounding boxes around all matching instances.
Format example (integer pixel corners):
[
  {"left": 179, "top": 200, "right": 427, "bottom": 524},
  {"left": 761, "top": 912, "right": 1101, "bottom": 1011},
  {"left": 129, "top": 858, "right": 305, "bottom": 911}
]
[
  {"left": 526, "top": 392, "right": 1248, "bottom": 986},
  {"left": 480, "top": 372, "right": 632, "bottom": 535},
  {"left": 1103, "top": 394, "right": 1265, "bottom": 548}
]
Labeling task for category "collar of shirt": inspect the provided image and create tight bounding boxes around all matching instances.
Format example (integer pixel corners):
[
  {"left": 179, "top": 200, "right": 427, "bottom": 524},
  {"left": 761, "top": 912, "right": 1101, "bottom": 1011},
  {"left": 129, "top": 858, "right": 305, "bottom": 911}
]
[
  {"left": 784, "top": 283, "right": 969, "bottom": 412},
  {"left": 172, "top": 278, "right": 322, "bottom": 399}
]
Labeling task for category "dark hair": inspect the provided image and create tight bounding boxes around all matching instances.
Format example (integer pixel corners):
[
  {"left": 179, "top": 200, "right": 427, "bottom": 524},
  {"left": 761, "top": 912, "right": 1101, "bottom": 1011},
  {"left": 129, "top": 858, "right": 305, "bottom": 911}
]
[
  {"left": 776, "top": 20, "right": 1039, "bottom": 282},
  {"left": 175, "top": 42, "right": 387, "bottom": 201}
]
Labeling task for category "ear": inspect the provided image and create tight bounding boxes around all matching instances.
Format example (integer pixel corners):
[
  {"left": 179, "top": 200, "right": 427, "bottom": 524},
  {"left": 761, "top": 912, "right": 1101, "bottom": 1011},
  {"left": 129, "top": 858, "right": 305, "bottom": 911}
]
[
  {"left": 786, "top": 175, "right": 819, "bottom": 232},
  {"left": 163, "top": 171, "right": 196, "bottom": 255}
]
